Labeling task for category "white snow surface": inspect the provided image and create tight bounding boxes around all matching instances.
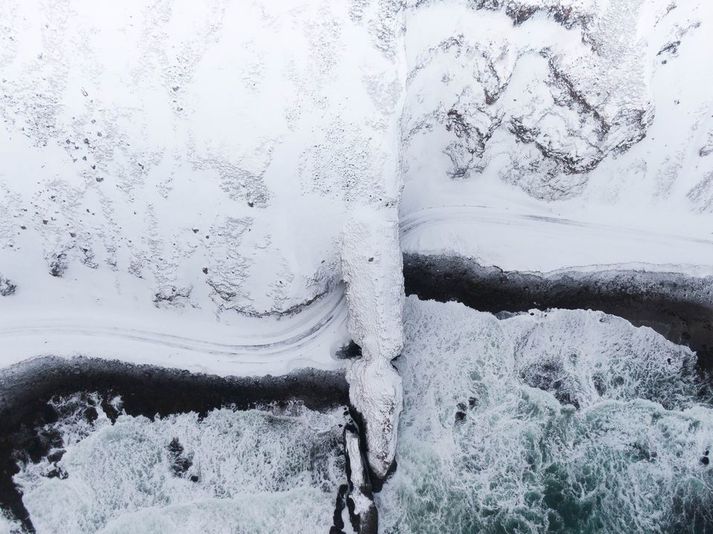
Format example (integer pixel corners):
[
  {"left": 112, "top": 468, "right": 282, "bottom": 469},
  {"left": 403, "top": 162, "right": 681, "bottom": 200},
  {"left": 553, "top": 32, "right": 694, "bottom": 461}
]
[
  {"left": 0, "top": 0, "right": 405, "bottom": 376},
  {"left": 341, "top": 206, "right": 405, "bottom": 478},
  {"left": 3, "top": 0, "right": 712, "bottom": 368},
  {"left": 344, "top": 425, "right": 373, "bottom": 516},
  {"left": 399, "top": 0, "right": 713, "bottom": 274},
  {"left": 347, "top": 357, "right": 403, "bottom": 479},
  {"left": 2, "top": 1, "right": 713, "bottom": 522}
]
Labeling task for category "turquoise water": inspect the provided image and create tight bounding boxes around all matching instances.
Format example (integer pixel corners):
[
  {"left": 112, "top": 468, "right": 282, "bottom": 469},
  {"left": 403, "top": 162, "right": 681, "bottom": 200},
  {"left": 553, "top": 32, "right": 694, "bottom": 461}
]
[{"left": 377, "top": 297, "right": 713, "bottom": 534}]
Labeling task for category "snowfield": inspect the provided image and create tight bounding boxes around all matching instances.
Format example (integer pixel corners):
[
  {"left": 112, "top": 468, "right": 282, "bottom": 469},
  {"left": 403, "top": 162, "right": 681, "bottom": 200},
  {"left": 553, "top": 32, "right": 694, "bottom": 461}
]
[
  {"left": 399, "top": 0, "right": 713, "bottom": 274},
  {"left": 0, "top": 0, "right": 404, "bottom": 378}
]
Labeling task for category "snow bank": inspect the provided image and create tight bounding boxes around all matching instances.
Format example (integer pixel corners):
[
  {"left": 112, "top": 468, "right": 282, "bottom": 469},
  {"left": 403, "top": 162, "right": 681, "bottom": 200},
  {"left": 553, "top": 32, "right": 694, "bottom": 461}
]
[
  {"left": 341, "top": 208, "right": 405, "bottom": 480},
  {"left": 0, "top": 0, "right": 403, "bottom": 376},
  {"left": 399, "top": 0, "right": 713, "bottom": 273}
]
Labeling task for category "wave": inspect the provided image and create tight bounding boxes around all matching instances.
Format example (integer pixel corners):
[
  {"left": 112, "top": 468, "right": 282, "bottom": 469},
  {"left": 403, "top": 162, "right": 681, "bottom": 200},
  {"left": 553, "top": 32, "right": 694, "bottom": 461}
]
[{"left": 377, "top": 297, "right": 713, "bottom": 533}]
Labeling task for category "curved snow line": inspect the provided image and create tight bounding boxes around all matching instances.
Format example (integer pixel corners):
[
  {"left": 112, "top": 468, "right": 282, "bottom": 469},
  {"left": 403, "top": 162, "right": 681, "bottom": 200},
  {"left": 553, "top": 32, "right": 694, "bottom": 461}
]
[
  {"left": 399, "top": 205, "right": 713, "bottom": 275},
  {"left": 0, "top": 288, "right": 349, "bottom": 376},
  {"left": 400, "top": 205, "right": 713, "bottom": 245}
]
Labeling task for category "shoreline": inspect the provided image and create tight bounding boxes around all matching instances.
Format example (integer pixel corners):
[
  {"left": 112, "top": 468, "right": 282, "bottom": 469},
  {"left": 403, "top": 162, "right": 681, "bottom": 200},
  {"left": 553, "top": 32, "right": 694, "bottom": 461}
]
[
  {"left": 404, "top": 253, "right": 713, "bottom": 371},
  {"left": 0, "top": 356, "right": 349, "bottom": 532}
]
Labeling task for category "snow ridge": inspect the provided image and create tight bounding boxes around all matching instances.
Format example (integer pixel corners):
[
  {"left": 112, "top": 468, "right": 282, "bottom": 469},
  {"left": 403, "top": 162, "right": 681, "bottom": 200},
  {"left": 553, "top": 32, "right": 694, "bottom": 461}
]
[{"left": 341, "top": 208, "right": 405, "bottom": 480}]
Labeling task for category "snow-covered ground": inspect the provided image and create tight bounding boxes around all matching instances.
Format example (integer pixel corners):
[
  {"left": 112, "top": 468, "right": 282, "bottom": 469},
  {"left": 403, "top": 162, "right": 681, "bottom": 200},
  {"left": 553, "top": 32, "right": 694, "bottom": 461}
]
[
  {"left": 2, "top": 0, "right": 711, "bottom": 373},
  {"left": 1, "top": 0, "right": 713, "bottom": 531},
  {"left": 400, "top": 0, "right": 713, "bottom": 275},
  {"left": 0, "top": 279, "right": 349, "bottom": 376},
  {"left": 0, "top": 0, "right": 405, "bottom": 378}
]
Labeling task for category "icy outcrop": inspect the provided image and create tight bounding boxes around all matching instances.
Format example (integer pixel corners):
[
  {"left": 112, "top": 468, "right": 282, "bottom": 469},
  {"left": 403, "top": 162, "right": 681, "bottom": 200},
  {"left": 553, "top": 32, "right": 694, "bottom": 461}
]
[
  {"left": 341, "top": 210, "right": 404, "bottom": 363},
  {"left": 342, "top": 208, "right": 405, "bottom": 479},
  {"left": 346, "top": 357, "right": 403, "bottom": 479},
  {"left": 337, "top": 0, "right": 407, "bottom": 482}
]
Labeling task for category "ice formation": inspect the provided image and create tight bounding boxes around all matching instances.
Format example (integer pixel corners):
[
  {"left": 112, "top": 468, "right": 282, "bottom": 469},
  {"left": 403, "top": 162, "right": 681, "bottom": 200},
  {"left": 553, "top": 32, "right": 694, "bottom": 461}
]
[{"left": 341, "top": 208, "right": 405, "bottom": 479}]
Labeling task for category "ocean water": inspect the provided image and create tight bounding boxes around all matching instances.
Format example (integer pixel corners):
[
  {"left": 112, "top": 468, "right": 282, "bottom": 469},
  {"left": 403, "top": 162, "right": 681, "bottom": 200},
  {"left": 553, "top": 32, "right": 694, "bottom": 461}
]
[
  {"left": 377, "top": 297, "right": 713, "bottom": 534},
  {"left": 13, "top": 397, "right": 348, "bottom": 533}
]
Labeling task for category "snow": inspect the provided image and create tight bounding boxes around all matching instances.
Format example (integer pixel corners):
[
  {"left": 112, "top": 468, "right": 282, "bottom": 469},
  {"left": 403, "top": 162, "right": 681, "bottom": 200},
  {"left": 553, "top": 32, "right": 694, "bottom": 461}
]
[
  {"left": 344, "top": 425, "right": 374, "bottom": 517},
  {"left": 341, "top": 209, "right": 405, "bottom": 363},
  {"left": 0, "top": 0, "right": 404, "bottom": 378},
  {"left": 0, "top": 270, "right": 349, "bottom": 377},
  {"left": 1, "top": 0, "right": 713, "bottom": 527},
  {"left": 346, "top": 357, "right": 403, "bottom": 479},
  {"left": 401, "top": 203, "right": 713, "bottom": 274},
  {"left": 399, "top": 0, "right": 713, "bottom": 274},
  {"left": 341, "top": 207, "right": 405, "bottom": 479}
]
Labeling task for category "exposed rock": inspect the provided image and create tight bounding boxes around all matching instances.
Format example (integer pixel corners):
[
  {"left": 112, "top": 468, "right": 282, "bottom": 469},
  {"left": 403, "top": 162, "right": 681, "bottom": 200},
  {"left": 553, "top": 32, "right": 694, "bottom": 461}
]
[{"left": 0, "top": 276, "right": 16, "bottom": 296}]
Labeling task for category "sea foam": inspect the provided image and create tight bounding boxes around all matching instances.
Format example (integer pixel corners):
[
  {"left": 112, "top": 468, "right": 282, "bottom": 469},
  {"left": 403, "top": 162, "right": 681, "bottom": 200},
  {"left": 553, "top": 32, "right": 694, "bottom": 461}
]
[{"left": 377, "top": 297, "right": 713, "bottom": 533}]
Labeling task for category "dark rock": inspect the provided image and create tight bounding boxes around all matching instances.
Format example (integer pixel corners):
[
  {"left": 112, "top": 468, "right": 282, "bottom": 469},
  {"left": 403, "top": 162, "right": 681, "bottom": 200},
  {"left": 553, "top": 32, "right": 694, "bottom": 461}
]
[
  {"left": 167, "top": 437, "right": 193, "bottom": 476},
  {"left": 0, "top": 276, "right": 16, "bottom": 296},
  {"left": 403, "top": 253, "right": 713, "bottom": 372}
]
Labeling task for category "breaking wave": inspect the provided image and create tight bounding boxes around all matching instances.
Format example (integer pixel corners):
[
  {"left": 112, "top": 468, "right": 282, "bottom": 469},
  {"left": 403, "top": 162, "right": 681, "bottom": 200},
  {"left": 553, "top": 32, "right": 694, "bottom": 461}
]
[
  {"left": 377, "top": 297, "right": 713, "bottom": 533},
  {"left": 13, "top": 398, "right": 347, "bottom": 534}
]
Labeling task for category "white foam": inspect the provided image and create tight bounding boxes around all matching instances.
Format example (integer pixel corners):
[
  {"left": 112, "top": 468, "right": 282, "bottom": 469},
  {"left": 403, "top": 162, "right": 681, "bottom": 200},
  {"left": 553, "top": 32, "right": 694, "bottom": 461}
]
[
  {"left": 0, "top": 510, "right": 22, "bottom": 534},
  {"left": 377, "top": 297, "right": 713, "bottom": 533},
  {"left": 15, "top": 400, "right": 347, "bottom": 534}
]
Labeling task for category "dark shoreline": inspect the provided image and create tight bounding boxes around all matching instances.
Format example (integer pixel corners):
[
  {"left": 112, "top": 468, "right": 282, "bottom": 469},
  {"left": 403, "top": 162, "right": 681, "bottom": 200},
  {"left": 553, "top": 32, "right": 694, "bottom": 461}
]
[
  {"left": 404, "top": 253, "right": 713, "bottom": 371},
  {"left": 0, "top": 356, "right": 349, "bottom": 532},
  {"left": 3, "top": 256, "right": 713, "bottom": 531}
]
